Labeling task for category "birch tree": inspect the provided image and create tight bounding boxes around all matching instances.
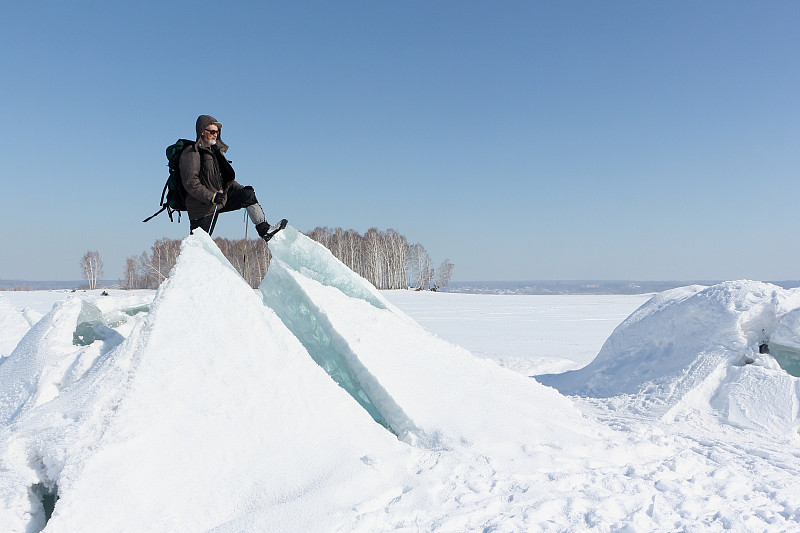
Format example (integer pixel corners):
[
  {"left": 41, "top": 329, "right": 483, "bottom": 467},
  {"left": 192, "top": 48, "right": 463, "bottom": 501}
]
[
  {"left": 434, "top": 259, "right": 454, "bottom": 290},
  {"left": 409, "top": 243, "right": 434, "bottom": 290},
  {"left": 121, "top": 257, "right": 141, "bottom": 289},
  {"left": 80, "top": 251, "right": 104, "bottom": 290},
  {"left": 125, "top": 226, "right": 450, "bottom": 292},
  {"left": 143, "top": 238, "right": 180, "bottom": 285}
]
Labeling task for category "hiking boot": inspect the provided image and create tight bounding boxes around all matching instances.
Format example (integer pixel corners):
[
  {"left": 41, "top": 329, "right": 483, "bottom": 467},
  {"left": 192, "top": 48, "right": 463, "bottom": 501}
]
[
  {"left": 255, "top": 221, "right": 271, "bottom": 238},
  {"left": 256, "top": 219, "right": 288, "bottom": 242}
]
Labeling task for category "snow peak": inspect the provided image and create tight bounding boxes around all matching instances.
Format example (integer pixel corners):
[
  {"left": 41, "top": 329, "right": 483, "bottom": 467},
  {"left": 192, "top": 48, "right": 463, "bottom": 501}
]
[{"left": 142, "top": 139, "right": 194, "bottom": 223}]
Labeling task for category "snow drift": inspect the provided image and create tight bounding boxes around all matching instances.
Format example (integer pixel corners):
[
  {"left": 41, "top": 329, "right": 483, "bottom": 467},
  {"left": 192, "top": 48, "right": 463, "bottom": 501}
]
[
  {"left": 539, "top": 280, "right": 800, "bottom": 434},
  {"left": 0, "top": 294, "right": 31, "bottom": 359}
]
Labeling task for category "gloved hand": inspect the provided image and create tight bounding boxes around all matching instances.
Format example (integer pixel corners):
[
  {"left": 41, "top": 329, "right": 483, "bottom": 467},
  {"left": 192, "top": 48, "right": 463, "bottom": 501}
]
[{"left": 212, "top": 191, "right": 226, "bottom": 205}]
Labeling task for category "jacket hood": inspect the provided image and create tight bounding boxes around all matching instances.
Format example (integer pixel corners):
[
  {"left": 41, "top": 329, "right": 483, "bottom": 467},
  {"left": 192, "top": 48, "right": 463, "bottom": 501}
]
[{"left": 195, "top": 114, "right": 229, "bottom": 153}]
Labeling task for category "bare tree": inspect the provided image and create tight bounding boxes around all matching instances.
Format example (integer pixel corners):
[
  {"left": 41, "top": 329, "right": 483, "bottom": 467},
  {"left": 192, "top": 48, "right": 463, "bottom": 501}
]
[
  {"left": 409, "top": 243, "right": 434, "bottom": 290},
  {"left": 138, "top": 251, "right": 156, "bottom": 288},
  {"left": 247, "top": 238, "right": 271, "bottom": 288},
  {"left": 121, "top": 256, "right": 141, "bottom": 289},
  {"left": 363, "top": 228, "right": 383, "bottom": 288},
  {"left": 143, "top": 238, "right": 181, "bottom": 285},
  {"left": 125, "top": 226, "right": 450, "bottom": 292},
  {"left": 215, "top": 237, "right": 271, "bottom": 288},
  {"left": 80, "top": 251, "right": 104, "bottom": 290},
  {"left": 434, "top": 259, "right": 454, "bottom": 291},
  {"left": 385, "top": 229, "right": 409, "bottom": 289},
  {"left": 305, "top": 228, "right": 444, "bottom": 290}
]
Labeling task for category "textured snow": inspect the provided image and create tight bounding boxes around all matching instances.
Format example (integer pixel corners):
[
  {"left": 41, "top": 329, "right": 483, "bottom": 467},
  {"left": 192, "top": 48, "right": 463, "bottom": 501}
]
[
  {"left": 1, "top": 228, "right": 800, "bottom": 532},
  {"left": 0, "top": 294, "right": 31, "bottom": 358}
]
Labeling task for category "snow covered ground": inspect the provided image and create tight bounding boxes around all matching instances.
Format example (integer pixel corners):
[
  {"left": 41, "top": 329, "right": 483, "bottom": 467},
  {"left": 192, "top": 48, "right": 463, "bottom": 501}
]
[
  {"left": 382, "top": 291, "right": 651, "bottom": 376},
  {"left": 1, "top": 228, "right": 800, "bottom": 532}
]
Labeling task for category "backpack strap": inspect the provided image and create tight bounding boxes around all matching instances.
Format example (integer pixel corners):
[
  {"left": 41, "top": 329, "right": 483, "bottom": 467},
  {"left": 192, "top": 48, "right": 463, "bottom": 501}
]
[
  {"left": 142, "top": 205, "right": 167, "bottom": 223},
  {"left": 143, "top": 179, "right": 172, "bottom": 223}
]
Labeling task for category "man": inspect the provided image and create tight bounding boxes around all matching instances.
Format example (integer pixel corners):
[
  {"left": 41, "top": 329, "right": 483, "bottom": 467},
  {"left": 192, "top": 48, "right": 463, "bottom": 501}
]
[{"left": 180, "top": 114, "right": 286, "bottom": 241}]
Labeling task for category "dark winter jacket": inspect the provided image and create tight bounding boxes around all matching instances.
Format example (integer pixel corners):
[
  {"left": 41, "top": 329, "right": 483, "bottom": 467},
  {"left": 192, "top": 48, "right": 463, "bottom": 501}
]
[{"left": 179, "top": 115, "right": 243, "bottom": 220}]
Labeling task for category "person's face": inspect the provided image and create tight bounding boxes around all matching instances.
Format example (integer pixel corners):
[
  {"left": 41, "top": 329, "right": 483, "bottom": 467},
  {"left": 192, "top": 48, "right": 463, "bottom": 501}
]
[{"left": 202, "top": 125, "right": 219, "bottom": 145}]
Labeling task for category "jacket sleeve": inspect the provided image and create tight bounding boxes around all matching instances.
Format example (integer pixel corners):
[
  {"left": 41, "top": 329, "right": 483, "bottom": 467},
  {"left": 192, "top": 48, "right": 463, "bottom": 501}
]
[{"left": 180, "top": 147, "right": 215, "bottom": 204}]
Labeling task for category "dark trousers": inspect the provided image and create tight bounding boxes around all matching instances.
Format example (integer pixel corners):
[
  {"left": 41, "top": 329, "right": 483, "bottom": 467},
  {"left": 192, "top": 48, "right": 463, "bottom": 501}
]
[{"left": 190, "top": 186, "right": 259, "bottom": 235}]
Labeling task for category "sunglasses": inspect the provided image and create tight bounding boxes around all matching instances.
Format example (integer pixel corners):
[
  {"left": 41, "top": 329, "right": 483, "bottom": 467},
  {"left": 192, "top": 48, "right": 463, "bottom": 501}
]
[{"left": 204, "top": 129, "right": 219, "bottom": 136}]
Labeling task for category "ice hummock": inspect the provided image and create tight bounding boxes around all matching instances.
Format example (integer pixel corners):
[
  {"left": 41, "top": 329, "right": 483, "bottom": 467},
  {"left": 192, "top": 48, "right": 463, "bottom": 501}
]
[
  {"left": 538, "top": 280, "right": 800, "bottom": 434},
  {"left": 3, "top": 231, "right": 800, "bottom": 531},
  {"left": 263, "top": 227, "right": 595, "bottom": 455},
  {"left": 264, "top": 225, "right": 391, "bottom": 311},
  {"left": 260, "top": 253, "right": 396, "bottom": 432},
  {"left": 0, "top": 231, "right": 408, "bottom": 532},
  {"left": 770, "top": 308, "right": 800, "bottom": 376}
]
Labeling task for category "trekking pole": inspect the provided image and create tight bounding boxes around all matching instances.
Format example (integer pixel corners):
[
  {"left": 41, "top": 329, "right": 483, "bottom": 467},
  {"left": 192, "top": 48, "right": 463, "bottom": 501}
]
[
  {"left": 242, "top": 212, "right": 249, "bottom": 284},
  {"left": 208, "top": 205, "right": 220, "bottom": 236}
]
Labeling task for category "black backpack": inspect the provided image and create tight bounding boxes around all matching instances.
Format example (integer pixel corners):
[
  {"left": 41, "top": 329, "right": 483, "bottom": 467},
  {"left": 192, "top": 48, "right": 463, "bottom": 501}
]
[{"left": 143, "top": 139, "right": 195, "bottom": 223}]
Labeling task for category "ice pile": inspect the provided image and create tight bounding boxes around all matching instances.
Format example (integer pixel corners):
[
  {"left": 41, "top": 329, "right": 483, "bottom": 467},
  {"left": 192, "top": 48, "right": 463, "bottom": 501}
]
[
  {"left": 771, "top": 309, "right": 800, "bottom": 376},
  {"left": 263, "top": 227, "right": 595, "bottom": 458},
  {"left": 0, "top": 232, "right": 411, "bottom": 532},
  {"left": 539, "top": 280, "right": 800, "bottom": 434},
  {"left": 0, "top": 229, "right": 602, "bottom": 532},
  {"left": 3, "top": 229, "right": 800, "bottom": 532}
]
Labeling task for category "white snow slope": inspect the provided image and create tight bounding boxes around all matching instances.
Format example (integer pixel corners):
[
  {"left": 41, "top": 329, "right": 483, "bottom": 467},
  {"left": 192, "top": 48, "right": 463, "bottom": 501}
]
[
  {"left": 539, "top": 282, "right": 800, "bottom": 434},
  {"left": 1, "top": 228, "right": 800, "bottom": 532},
  {"left": 0, "top": 294, "right": 32, "bottom": 358}
]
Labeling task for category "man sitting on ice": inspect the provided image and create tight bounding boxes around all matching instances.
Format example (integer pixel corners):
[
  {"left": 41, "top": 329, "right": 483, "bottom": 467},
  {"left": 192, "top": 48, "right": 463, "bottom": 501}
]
[{"left": 180, "top": 114, "right": 287, "bottom": 241}]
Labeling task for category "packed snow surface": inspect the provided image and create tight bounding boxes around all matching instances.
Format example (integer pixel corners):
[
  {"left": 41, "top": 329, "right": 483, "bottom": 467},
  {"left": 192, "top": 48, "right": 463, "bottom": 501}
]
[{"left": 2, "top": 228, "right": 800, "bottom": 532}]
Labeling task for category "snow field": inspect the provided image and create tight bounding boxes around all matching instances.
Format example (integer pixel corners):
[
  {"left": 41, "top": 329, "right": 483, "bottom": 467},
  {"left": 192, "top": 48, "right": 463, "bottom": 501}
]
[{"left": 1, "top": 228, "right": 800, "bottom": 531}]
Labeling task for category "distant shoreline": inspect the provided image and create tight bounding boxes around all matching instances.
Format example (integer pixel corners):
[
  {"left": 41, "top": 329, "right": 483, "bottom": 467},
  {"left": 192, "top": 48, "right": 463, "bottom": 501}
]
[
  {"left": 5, "top": 279, "right": 800, "bottom": 295},
  {"left": 0, "top": 280, "right": 119, "bottom": 291},
  {"left": 442, "top": 280, "right": 800, "bottom": 295}
]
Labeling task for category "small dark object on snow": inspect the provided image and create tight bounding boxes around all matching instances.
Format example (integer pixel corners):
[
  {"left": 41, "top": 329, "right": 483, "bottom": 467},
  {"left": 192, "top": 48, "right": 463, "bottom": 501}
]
[
  {"left": 759, "top": 343, "right": 769, "bottom": 354},
  {"left": 101, "top": 291, "right": 109, "bottom": 296}
]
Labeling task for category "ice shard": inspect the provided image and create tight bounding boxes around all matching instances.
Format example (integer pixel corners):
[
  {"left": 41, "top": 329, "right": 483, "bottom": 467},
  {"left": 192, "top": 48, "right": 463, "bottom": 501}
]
[
  {"left": 73, "top": 300, "right": 123, "bottom": 346},
  {"left": 264, "top": 225, "right": 391, "bottom": 310},
  {"left": 261, "top": 261, "right": 395, "bottom": 431},
  {"left": 263, "top": 227, "right": 590, "bottom": 454}
]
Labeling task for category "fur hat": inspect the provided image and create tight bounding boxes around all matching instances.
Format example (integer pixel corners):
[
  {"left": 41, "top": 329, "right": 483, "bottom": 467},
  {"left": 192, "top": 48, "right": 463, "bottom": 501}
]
[{"left": 195, "top": 115, "right": 229, "bottom": 153}]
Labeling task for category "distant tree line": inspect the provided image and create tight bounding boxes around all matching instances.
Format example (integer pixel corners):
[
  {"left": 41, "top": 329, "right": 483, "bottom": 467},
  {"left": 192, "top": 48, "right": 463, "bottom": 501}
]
[
  {"left": 121, "top": 237, "right": 271, "bottom": 289},
  {"left": 306, "top": 227, "right": 453, "bottom": 290},
  {"left": 118, "top": 228, "right": 453, "bottom": 291}
]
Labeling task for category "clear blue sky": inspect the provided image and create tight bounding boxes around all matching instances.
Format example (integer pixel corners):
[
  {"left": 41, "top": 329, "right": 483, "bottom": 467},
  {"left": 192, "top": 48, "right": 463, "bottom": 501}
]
[{"left": 3, "top": 1, "right": 799, "bottom": 282}]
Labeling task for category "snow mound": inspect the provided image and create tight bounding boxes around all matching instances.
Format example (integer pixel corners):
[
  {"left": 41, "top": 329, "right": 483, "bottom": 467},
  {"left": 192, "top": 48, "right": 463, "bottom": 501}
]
[
  {"left": 0, "top": 231, "right": 406, "bottom": 532},
  {"left": 773, "top": 308, "right": 800, "bottom": 350},
  {"left": 539, "top": 280, "right": 800, "bottom": 434}
]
